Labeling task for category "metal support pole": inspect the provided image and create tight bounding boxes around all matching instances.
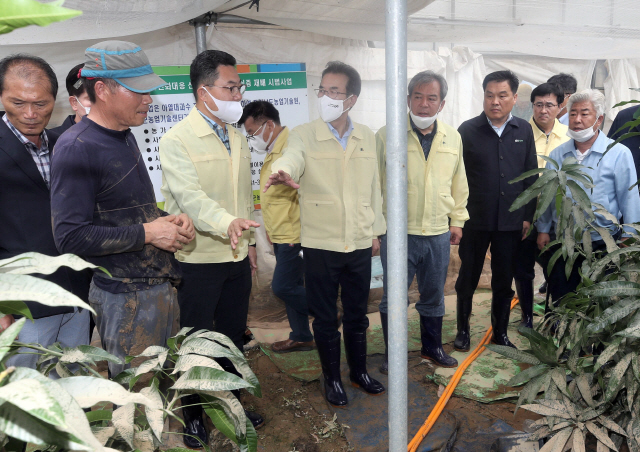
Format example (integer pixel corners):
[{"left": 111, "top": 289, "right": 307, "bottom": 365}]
[
  {"left": 194, "top": 21, "right": 207, "bottom": 54},
  {"left": 385, "top": 0, "right": 408, "bottom": 451}
]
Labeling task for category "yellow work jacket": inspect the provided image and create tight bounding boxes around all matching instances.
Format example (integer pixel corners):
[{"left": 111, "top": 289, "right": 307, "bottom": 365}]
[
  {"left": 376, "top": 117, "right": 469, "bottom": 236},
  {"left": 159, "top": 107, "right": 255, "bottom": 264},
  {"left": 529, "top": 117, "right": 570, "bottom": 168},
  {"left": 259, "top": 127, "right": 301, "bottom": 244},
  {"left": 271, "top": 118, "right": 386, "bottom": 253}
]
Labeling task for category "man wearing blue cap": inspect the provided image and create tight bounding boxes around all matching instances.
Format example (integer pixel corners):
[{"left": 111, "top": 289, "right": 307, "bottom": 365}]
[{"left": 50, "top": 41, "right": 195, "bottom": 379}]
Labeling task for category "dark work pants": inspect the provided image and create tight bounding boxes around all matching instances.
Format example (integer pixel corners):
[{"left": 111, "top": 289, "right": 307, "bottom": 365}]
[
  {"left": 455, "top": 229, "right": 520, "bottom": 301},
  {"left": 177, "top": 258, "right": 251, "bottom": 351},
  {"left": 538, "top": 238, "right": 609, "bottom": 306},
  {"left": 272, "top": 243, "right": 312, "bottom": 343},
  {"left": 303, "top": 247, "right": 371, "bottom": 343},
  {"left": 514, "top": 234, "right": 539, "bottom": 282}
]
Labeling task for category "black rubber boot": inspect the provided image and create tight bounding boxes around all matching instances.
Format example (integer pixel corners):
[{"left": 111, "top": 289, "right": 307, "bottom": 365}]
[
  {"left": 379, "top": 312, "right": 388, "bottom": 375},
  {"left": 491, "top": 297, "right": 516, "bottom": 349},
  {"left": 419, "top": 315, "right": 458, "bottom": 368},
  {"left": 219, "top": 358, "right": 265, "bottom": 430},
  {"left": 344, "top": 331, "right": 385, "bottom": 396},
  {"left": 454, "top": 297, "right": 472, "bottom": 352},
  {"left": 315, "top": 336, "right": 348, "bottom": 407},
  {"left": 538, "top": 281, "right": 548, "bottom": 294},
  {"left": 515, "top": 279, "right": 534, "bottom": 330},
  {"left": 181, "top": 394, "right": 208, "bottom": 449}
]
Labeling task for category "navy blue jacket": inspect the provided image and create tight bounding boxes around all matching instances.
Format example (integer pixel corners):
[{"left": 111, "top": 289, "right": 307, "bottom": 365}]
[
  {"left": 608, "top": 105, "right": 640, "bottom": 181},
  {"left": 458, "top": 112, "right": 538, "bottom": 231},
  {"left": 50, "top": 117, "right": 180, "bottom": 293}
]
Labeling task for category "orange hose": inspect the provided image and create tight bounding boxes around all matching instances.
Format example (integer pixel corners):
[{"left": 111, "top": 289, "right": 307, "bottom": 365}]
[{"left": 407, "top": 297, "right": 520, "bottom": 452}]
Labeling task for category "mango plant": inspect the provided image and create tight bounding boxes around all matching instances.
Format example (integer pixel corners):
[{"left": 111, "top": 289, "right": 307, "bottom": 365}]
[{"left": 0, "top": 252, "right": 260, "bottom": 451}]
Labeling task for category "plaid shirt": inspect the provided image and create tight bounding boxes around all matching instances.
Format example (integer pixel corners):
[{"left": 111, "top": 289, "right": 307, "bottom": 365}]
[
  {"left": 3, "top": 115, "right": 51, "bottom": 188},
  {"left": 198, "top": 110, "right": 231, "bottom": 154}
]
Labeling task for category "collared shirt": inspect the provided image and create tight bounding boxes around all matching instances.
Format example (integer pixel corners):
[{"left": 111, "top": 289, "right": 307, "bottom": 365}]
[
  {"left": 411, "top": 118, "right": 438, "bottom": 161},
  {"left": 575, "top": 148, "right": 591, "bottom": 164},
  {"left": 327, "top": 117, "right": 354, "bottom": 150},
  {"left": 3, "top": 114, "right": 50, "bottom": 188},
  {"left": 487, "top": 113, "right": 513, "bottom": 137},
  {"left": 198, "top": 109, "right": 230, "bottom": 154},
  {"left": 529, "top": 117, "right": 570, "bottom": 168},
  {"left": 537, "top": 131, "right": 640, "bottom": 240},
  {"left": 558, "top": 112, "right": 569, "bottom": 126}
]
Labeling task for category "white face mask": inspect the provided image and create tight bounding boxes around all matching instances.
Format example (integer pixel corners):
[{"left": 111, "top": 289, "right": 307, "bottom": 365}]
[
  {"left": 247, "top": 121, "right": 273, "bottom": 153},
  {"left": 74, "top": 96, "right": 90, "bottom": 116},
  {"left": 409, "top": 102, "right": 442, "bottom": 130},
  {"left": 318, "top": 94, "right": 353, "bottom": 123},
  {"left": 566, "top": 118, "right": 599, "bottom": 143},
  {"left": 202, "top": 87, "right": 243, "bottom": 124}
]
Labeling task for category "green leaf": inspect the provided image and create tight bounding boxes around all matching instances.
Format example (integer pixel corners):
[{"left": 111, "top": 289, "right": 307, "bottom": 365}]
[
  {"left": 604, "top": 353, "right": 632, "bottom": 402},
  {"left": 112, "top": 403, "right": 135, "bottom": 449},
  {"left": 576, "top": 374, "right": 594, "bottom": 407},
  {"left": 539, "top": 154, "right": 561, "bottom": 170},
  {"left": 0, "top": 252, "right": 97, "bottom": 275},
  {"left": 547, "top": 247, "right": 564, "bottom": 276},
  {"left": 0, "top": 273, "right": 95, "bottom": 314},
  {"left": 172, "top": 354, "right": 224, "bottom": 375},
  {"left": 134, "top": 357, "right": 161, "bottom": 377},
  {"left": 584, "top": 281, "right": 640, "bottom": 297},
  {"left": 590, "top": 246, "right": 640, "bottom": 280},
  {"left": 177, "top": 338, "right": 237, "bottom": 359},
  {"left": 239, "top": 413, "right": 258, "bottom": 452},
  {"left": 56, "top": 376, "right": 161, "bottom": 410},
  {"left": 60, "top": 345, "right": 122, "bottom": 365},
  {"left": 587, "top": 298, "right": 638, "bottom": 334},
  {"left": 0, "top": 378, "right": 67, "bottom": 429},
  {"left": 597, "top": 416, "right": 627, "bottom": 437},
  {"left": 0, "top": 0, "right": 82, "bottom": 35},
  {"left": 172, "top": 367, "right": 253, "bottom": 393},
  {"left": 509, "top": 167, "right": 549, "bottom": 184},
  {"left": 139, "top": 386, "right": 164, "bottom": 442},
  {"left": 566, "top": 180, "right": 594, "bottom": 215},
  {"left": 573, "top": 427, "right": 586, "bottom": 452},
  {"left": 85, "top": 410, "right": 112, "bottom": 423},
  {"left": 201, "top": 391, "right": 247, "bottom": 441},
  {"left": 507, "top": 364, "right": 549, "bottom": 387},
  {"left": 0, "top": 300, "right": 32, "bottom": 319},
  {"left": 203, "top": 402, "right": 237, "bottom": 441},
  {"left": 484, "top": 344, "right": 541, "bottom": 365},
  {"left": 515, "top": 373, "right": 549, "bottom": 413},
  {"left": 0, "top": 317, "right": 25, "bottom": 361},
  {"left": 538, "top": 426, "right": 572, "bottom": 452},
  {"left": 136, "top": 345, "right": 169, "bottom": 358},
  {"left": 585, "top": 421, "right": 618, "bottom": 450}
]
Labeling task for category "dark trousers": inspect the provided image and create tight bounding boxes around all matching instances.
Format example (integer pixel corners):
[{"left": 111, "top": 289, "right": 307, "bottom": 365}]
[
  {"left": 272, "top": 243, "right": 312, "bottom": 342},
  {"left": 177, "top": 258, "right": 251, "bottom": 351},
  {"left": 455, "top": 229, "right": 520, "bottom": 301},
  {"left": 538, "top": 237, "right": 610, "bottom": 306},
  {"left": 303, "top": 247, "right": 371, "bottom": 343},
  {"left": 514, "top": 234, "right": 539, "bottom": 282}
]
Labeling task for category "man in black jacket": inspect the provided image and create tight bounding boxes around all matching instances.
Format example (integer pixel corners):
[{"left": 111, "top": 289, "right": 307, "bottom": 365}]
[
  {"left": 0, "top": 54, "right": 91, "bottom": 373},
  {"left": 454, "top": 70, "right": 538, "bottom": 351},
  {"left": 49, "top": 63, "right": 91, "bottom": 137}
]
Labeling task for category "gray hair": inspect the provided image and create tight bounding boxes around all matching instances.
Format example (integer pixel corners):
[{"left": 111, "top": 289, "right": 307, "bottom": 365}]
[
  {"left": 408, "top": 70, "right": 448, "bottom": 100},
  {"left": 567, "top": 89, "right": 605, "bottom": 117}
]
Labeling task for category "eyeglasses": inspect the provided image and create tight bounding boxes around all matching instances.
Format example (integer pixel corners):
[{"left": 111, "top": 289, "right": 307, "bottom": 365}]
[
  {"left": 533, "top": 102, "right": 558, "bottom": 110},
  {"left": 206, "top": 83, "right": 246, "bottom": 95},
  {"left": 314, "top": 88, "right": 348, "bottom": 99},
  {"left": 246, "top": 121, "right": 267, "bottom": 140}
]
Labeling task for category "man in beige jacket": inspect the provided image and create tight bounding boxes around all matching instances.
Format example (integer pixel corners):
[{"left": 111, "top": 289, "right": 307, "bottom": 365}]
[
  {"left": 159, "top": 50, "right": 262, "bottom": 447},
  {"left": 265, "top": 61, "right": 386, "bottom": 408},
  {"left": 376, "top": 71, "right": 469, "bottom": 373}
]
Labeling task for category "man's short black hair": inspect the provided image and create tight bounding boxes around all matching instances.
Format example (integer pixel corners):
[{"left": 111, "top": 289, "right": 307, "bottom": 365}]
[
  {"left": 547, "top": 73, "right": 577, "bottom": 95},
  {"left": 83, "top": 77, "right": 119, "bottom": 103},
  {"left": 190, "top": 50, "right": 237, "bottom": 99},
  {"left": 238, "top": 100, "right": 281, "bottom": 126},
  {"left": 482, "top": 70, "right": 519, "bottom": 95},
  {"left": 530, "top": 82, "right": 565, "bottom": 105},
  {"left": 66, "top": 63, "right": 86, "bottom": 98},
  {"left": 322, "top": 61, "right": 361, "bottom": 96},
  {"left": 0, "top": 54, "right": 58, "bottom": 99}
]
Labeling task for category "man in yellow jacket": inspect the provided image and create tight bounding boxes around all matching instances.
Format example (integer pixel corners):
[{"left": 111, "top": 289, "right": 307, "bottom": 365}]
[
  {"left": 376, "top": 71, "right": 469, "bottom": 373},
  {"left": 239, "top": 100, "right": 314, "bottom": 354},
  {"left": 159, "top": 50, "right": 263, "bottom": 448},
  {"left": 514, "top": 82, "right": 569, "bottom": 329},
  {"left": 265, "top": 61, "right": 386, "bottom": 407}
]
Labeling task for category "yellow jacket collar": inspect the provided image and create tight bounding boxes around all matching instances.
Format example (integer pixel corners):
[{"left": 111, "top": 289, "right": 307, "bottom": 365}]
[
  {"left": 407, "top": 113, "right": 446, "bottom": 139},
  {"left": 270, "top": 126, "right": 289, "bottom": 155},
  {"left": 529, "top": 117, "right": 564, "bottom": 140}
]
